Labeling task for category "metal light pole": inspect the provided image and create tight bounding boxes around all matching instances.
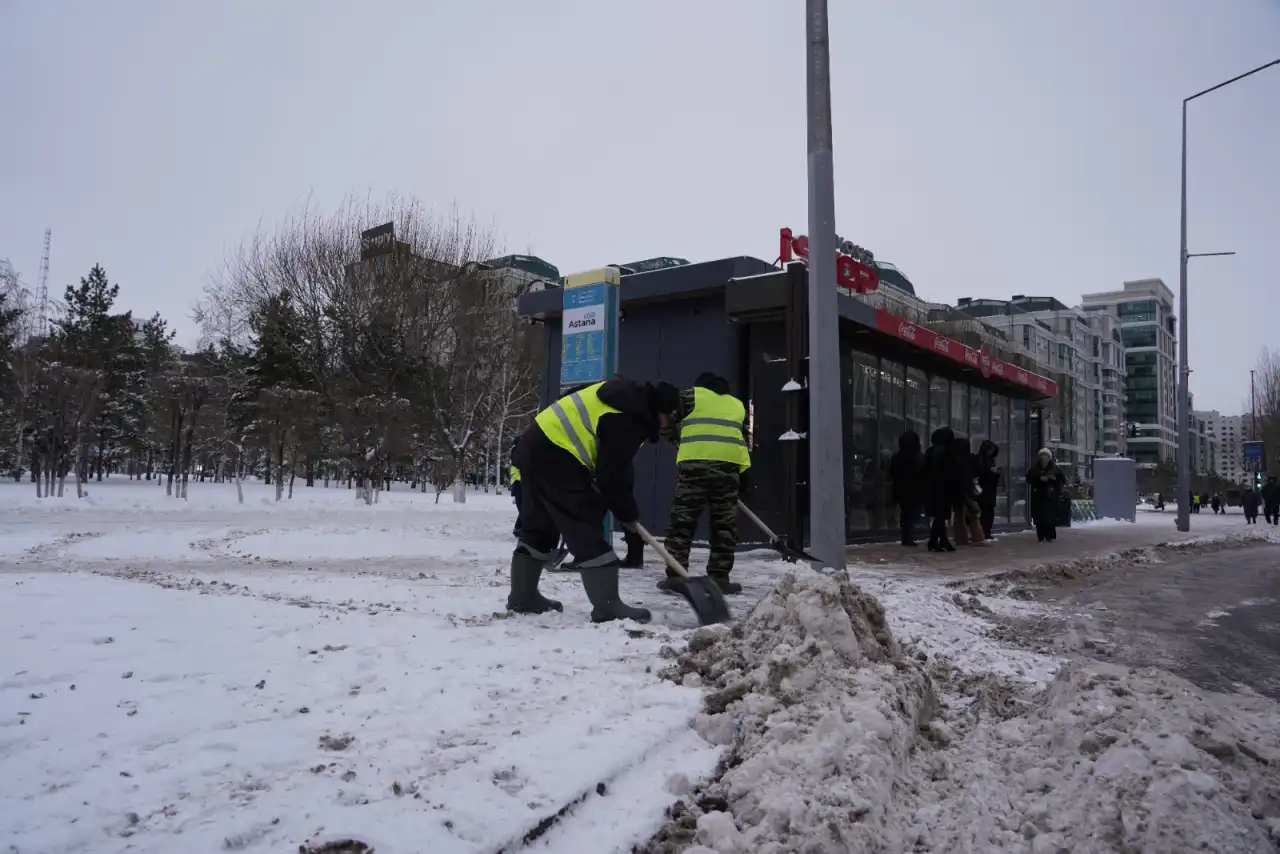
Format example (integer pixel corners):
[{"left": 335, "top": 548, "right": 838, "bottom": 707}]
[
  {"left": 1176, "top": 57, "right": 1279, "bottom": 533},
  {"left": 804, "top": 0, "right": 846, "bottom": 569}
]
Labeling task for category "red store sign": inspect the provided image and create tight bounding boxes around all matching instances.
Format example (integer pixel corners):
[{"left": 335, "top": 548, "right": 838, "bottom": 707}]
[
  {"left": 874, "top": 310, "right": 1058, "bottom": 397},
  {"left": 779, "top": 227, "right": 879, "bottom": 294}
]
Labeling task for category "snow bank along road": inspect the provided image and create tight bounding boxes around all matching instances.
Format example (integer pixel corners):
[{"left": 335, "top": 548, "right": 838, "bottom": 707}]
[{"left": 2, "top": 481, "right": 1279, "bottom": 853}]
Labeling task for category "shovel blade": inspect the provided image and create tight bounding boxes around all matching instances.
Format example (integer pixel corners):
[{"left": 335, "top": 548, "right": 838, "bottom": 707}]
[{"left": 668, "top": 576, "right": 732, "bottom": 625}]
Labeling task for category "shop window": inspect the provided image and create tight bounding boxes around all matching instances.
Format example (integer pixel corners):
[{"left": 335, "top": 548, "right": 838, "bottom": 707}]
[
  {"left": 847, "top": 350, "right": 880, "bottom": 533},
  {"left": 951, "top": 381, "right": 969, "bottom": 435},
  {"left": 929, "top": 376, "right": 949, "bottom": 437},
  {"left": 1011, "top": 400, "right": 1029, "bottom": 522},
  {"left": 906, "top": 367, "right": 928, "bottom": 442},
  {"left": 969, "top": 388, "right": 990, "bottom": 448},
  {"left": 990, "top": 394, "right": 1010, "bottom": 520},
  {"left": 879, "top": 359, "right": 906, "bottom": 527}
]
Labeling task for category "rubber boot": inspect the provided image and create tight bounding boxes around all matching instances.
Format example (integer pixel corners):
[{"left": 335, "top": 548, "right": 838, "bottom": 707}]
[
  {"left": 506, "top": 551, "right": 563, "bottom": 615},
  {"left": 656, "top": 568, "right": 681, "bottom": 593},
  {"left": 580, "top": 564, "right": 651, "bottom": 624},
  {"left": 709, "top": 573, "right": 743, "bottom": 595}
]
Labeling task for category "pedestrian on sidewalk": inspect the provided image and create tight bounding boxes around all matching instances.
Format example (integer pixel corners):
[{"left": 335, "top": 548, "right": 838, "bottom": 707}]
[
  {"left": 1242, "top": 488, "right": 1261, "bottom": 524},
  {"left": 951, "top": 435, "right": 986, "bottom": 546},
  {"left": 1027, "top": 449, "right": 1064, "bottom": 542},
  {"left": 1262, "top": 476, "right": 1280, "bottom": 525},
  {"left": 923, "top": 426, "right": 959, "bottom": 552},
  {"left": 975, "top": 440, "right": 1002, "bottom": 540},
  {"left": 888, "top": 430, "right": 924, "bottom": 546},
  {"left": 1210, "top": 494, "right": 1221, "bottom": 515},
  {"left": 507, "top": 377, "right": 681, "bottom": 623},
  {"left": 657, "top": 372, "right": 751, "bottom": 596}
]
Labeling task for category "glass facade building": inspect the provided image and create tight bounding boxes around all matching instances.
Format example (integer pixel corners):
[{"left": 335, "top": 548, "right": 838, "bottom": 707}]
[{"left": 841, "top": 345, "right": 1035, "bottom": 537}]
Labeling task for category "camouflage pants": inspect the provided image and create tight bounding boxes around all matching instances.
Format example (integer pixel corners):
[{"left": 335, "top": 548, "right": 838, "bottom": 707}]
[{"left": 664, "top": 462, "right": 740, "bottom": 576}]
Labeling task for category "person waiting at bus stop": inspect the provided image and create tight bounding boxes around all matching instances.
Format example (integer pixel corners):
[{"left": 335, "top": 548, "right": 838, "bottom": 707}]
[
  {"left": 656, "top": 372, "right": 751, "bottom": 596},
  {"left": 507, "top": 377, "right": 681, "bottom": 623}
]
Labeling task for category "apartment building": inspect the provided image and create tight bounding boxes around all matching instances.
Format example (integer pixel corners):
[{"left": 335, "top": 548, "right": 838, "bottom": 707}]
[
  {"left": 1081, "top": 279, "right": 1178, "bottom": 467},
  {"left": 1197, "top": 410, "right": 1253, "bottom": 484},
  {"left": 953, "top": 296, "right": 1106, "bottom": 481},
  {"left": 1087, "top": 310, "right": 1128, "bottom": 456}
]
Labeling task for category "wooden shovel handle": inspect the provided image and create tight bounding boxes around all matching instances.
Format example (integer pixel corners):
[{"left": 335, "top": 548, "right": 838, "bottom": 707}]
[
  {"left": 736, "top": 500, "right": 776, "bottom": 540},
  {"left": 627, "top": 522, "right": 690, "bottom": 579}
]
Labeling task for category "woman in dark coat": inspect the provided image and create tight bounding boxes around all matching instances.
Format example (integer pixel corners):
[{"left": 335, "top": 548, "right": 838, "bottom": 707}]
[
  {"left": 975, "top": 440, "right": 1002, "bottom": 540},
  {"left": 888, "top": 430, "right": 924, "bottom": 546},
  {"left": 923, "top": 426, "right": 958, "bottom": 552},
  {"left": 1027, "top": 448, "right": 1064, "bottom": 542}
]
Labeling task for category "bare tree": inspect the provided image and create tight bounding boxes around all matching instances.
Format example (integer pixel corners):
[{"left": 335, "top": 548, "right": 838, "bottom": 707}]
[{"left": 1250, "top": 348, "right": 1280, "bottom": 477}]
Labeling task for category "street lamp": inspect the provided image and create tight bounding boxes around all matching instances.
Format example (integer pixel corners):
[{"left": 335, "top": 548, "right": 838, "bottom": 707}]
[
  {"left": 804, "top": 0, "right": 846, "bottom": 568},
  {"left": 1176, "top": 57, "right": 1280, "bottom": 533}
]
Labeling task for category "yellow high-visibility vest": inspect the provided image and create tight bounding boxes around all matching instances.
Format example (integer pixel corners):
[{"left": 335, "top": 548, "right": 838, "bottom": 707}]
[
  {"left": 676, "top": 387, "right": 751, "bottom": 471},
  {"left": 510, "top": 465, "right": 520, "bottom": 484},
  {"left": 534, "top": 382, "right": 621, "bottom": 470}
]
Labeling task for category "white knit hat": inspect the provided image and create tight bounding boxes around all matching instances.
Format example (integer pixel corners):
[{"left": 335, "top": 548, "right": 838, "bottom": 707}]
[{"left": 1037, "top": 448, "right": 1052, "bottom": 458}]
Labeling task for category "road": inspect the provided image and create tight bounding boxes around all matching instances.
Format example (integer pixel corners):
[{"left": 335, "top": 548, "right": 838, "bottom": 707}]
[{"left": 1004, "top": 543, "right": 1280, "bottom": 700}]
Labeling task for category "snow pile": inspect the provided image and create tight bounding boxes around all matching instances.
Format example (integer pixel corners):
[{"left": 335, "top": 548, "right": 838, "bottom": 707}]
[
  {"left": 646, "top": 568, "right": 938, "bottom": 853},
  {"left": 910, "top": 663, "right": 1280, "bottom": 852}
]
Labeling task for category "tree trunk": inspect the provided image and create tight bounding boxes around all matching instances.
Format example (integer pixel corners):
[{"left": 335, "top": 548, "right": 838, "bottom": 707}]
[{"left": 274, "top": 433, "right": 285, "bottom": 502}]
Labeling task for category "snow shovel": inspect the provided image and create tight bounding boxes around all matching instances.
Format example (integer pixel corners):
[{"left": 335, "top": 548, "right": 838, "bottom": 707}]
[
  {"left": 628, "top": 522, "right": 732, "bottom": 626},
  {"left": 737, "top": 500, "right": 822, "bottom": 564},
  {"left": 545, "top": 539, "right": 572, "bottom": 572}
]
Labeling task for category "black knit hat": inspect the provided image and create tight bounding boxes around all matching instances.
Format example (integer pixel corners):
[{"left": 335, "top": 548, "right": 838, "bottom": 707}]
[{"left": 648, "top": 381, "right": 681, "bottom": 415}]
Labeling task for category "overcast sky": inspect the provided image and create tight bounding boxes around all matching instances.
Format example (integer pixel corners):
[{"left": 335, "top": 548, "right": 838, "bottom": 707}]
[{"left": 2, "top": 0, "right": 1276, "bottom": 412}]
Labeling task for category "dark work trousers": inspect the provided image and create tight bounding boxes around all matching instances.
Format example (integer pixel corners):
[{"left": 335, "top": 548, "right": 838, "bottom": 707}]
[
  {"left": 1035, "top": 518, "right": 1057, "bottom": 541},
  {"left": 898, "top": 501, "right": 919, "bottom": 544},
  {"left": 1267, "top": 504, "right": 1279, "bottom": 525},
  {"left": 979, "top": 499, "right": 996, "bottom": 540},
  {"left": 664, "top": 462, "right": 740, "bottom": 576},
  {"left": 515, "top": 463, "right": 617, "bottom": 567}
]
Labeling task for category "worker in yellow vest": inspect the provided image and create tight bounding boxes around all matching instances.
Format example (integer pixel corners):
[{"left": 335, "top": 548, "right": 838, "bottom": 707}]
[
  {"left": 508, "top": 377, "right": 681, "bottom": 623},
  {"left": 658, "top": 372, "right": 751, "bottom": 595}
]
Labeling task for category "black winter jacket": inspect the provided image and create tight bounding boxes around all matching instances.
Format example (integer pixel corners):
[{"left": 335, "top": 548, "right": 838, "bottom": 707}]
[
  {"left": 520, "top": 378, "right": 659, "bottom": 524},
  {"left": 923, "top": 427, "right": 961, "bottom": 517},
  {"left": 887, "top": 430, "right": 924, "bottom": 506},
  {"left": 974, "top": 440, "right": 1001, "bottom": 504}
]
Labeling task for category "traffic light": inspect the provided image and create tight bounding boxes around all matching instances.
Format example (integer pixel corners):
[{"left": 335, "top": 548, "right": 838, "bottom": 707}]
[{"left": 1256, "top": 472, "right": 1264, "bottom": 489}]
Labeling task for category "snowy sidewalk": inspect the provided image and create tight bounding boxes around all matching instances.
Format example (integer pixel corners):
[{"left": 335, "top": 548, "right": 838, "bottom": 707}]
[{"left": 846, "top": 511, "right": 1271, "bottom": 583}]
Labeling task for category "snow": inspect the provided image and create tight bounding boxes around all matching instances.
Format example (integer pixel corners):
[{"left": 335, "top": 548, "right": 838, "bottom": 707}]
[
  {"left": 4, "top": 479, "right": 1278, "bottom": 853},
  {"left": 0, "top": 480, "right": 717, "bottom": 854}
]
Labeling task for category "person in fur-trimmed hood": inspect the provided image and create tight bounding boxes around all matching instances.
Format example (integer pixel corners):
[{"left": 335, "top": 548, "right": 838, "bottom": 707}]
[{"left": 1026, "top": 448, "right": 1064, "bottom": 542}]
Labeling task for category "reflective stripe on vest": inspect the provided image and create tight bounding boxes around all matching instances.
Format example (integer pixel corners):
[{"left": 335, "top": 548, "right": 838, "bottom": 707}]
[
  {"left": 510, "top": 465, "right": 520, "bottom": 484},
  {"left": 677, "top": 387, "right": 750, "bottom": 470},
  {"left": 534, "top": 382, "right": 621, "bottom": 470}
]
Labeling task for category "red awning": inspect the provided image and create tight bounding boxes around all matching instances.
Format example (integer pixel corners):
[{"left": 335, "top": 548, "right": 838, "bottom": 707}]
[{"left": 873, "top": 310, "right": 1059, "bottom": 397}]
